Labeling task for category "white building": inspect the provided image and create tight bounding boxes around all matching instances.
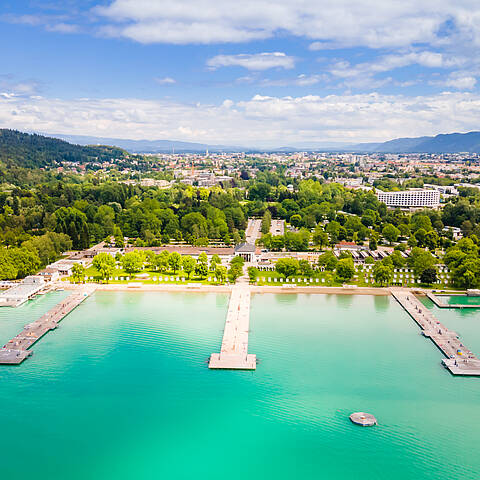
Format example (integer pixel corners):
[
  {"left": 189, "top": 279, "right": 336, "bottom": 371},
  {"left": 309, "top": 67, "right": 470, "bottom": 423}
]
[{"left": 376, "top": 189, "right": 440, "bottom": 208}]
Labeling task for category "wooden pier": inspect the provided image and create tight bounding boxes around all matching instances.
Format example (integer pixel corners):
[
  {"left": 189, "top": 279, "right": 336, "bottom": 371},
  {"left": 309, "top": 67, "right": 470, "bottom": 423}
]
[
  {"left": 391, "top": 289, "right": 480, "bottom": 376},
  {"left": 209, "top": 285, "right": 256, "bottom": 370},
  {"left": 0, "top": 286, "right": 95, "bottom": 365},
  {"left": 426, "top": 292, "right": 480, "bottom": 309}
]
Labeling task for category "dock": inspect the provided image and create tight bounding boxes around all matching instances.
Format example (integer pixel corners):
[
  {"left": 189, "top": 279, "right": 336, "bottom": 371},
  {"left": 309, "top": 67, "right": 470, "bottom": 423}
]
[
  {"left": 426, "top": 292, "right": 480, "bottom": 309},
  {"left": 0, "top": 286, "right": 95, "bottom": 365},
  {"left": 209, "top": 285, "right": 256, "bottom": 370},
  {"left": 391, "top": 289, "right": 480, "bottom": 375}
]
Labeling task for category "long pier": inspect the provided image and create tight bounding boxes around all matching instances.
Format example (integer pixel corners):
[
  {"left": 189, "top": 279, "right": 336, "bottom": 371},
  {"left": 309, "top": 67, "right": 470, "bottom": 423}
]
[
  {"left": 0, "top": 286, "right": 95, "bottom": 365},
  {"left": 209, "top": 285, "right": 256, "bottom": 370},
  {"left": 391, "top": 289, "right": 480, "bottom": 375},
  {"left": 426, "top": 292, "right": 480, "bottom": 309}
]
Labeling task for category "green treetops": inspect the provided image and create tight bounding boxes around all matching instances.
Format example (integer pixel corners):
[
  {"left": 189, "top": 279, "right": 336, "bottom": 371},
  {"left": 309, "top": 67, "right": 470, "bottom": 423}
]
[
  {"left": 373, "top": 261, "right": 393, "bottom": 286},
  {"left": 121, "top": 251, "right": 145, "bottom": 274},
  {"left": 317, "top": 250, "right": 338, "bottom": 271},
  {"left": 71, "top": 263, "right": 86, "bottom": 284},
  {"left": 93, "top": 253, "right": 115, "bottom": 283},
  {"left": 335, "top": 258, "right": 355, "bottom": 282},
  {"left": 168, "top": 252, "right": 182, "bottom": 274},
  {"left": 247, "top": 266, "right": 259, "bottom": 283},
  {"left": 182, "top": 255, "right": 196, "bottom": 279},
  {"left": 215, "top": 265, "right": 227, "bottom": 284},
  {"left": 275, "top": 258, "right": 299, "bottom": 278},
  {"left": 155, "top": 250, "right": 170, "bottom": 272},
  {"left": 382, "top": 223, "right": 400, "bottom": 244}
]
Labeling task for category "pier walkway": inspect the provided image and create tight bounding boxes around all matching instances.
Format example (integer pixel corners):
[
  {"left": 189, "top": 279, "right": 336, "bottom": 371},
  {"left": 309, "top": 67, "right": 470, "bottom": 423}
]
[
  {"left": 209, "top": 284, "right": 256, "bottom": 370},
  {"left": 0, "top": 286, "right": 96, "bottom": 365},
  {"left": 426, "top": 292, "right": 480, "bottom": 309},
  {"left": 392, "top": 289, "right": 480, "bottom": 375}
]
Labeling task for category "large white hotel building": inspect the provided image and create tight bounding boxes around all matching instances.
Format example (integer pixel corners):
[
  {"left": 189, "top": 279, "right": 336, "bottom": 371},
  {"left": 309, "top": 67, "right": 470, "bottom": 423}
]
[{"left": 376, "top": 189, "right": 440, "bottom": 208}]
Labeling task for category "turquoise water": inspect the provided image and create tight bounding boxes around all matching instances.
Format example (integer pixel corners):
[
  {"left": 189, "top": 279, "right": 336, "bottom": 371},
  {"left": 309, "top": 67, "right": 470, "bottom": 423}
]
[
  {"left": 0, "top": 291, "right": 479, "bottom": 479},
  {"left": 438, "top": 295, "right": 480, "bottom": 306}
]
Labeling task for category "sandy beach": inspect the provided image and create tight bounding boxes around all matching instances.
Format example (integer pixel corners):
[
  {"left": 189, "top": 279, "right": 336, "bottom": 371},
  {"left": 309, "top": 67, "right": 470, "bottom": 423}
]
[{"left": 60, "top": 282, "right": 391, "bottom": 295}]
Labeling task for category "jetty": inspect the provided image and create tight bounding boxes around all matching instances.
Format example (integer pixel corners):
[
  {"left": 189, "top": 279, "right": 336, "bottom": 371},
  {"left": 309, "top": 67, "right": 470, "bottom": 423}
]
[
  {"left": 391, "top": 289, "right": 480, "bottom": 376},
  {"left": 209, "top": 284, "right": 256, "bottom": 370},
  {"left": 0, "top": 286, "right": 95, "bottom": 364},
  {"left": 426, "top": 292, "right": 480, "bottom": 309}
]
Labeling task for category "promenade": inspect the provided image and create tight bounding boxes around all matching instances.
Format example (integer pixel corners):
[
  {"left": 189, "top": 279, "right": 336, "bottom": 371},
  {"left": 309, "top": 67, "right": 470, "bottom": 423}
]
[
  {"left": 209, "top": 284, "right": 256, "bottom": 370},
  {"left": 0, "top": 286, "right": 96, "bottom": 364},
  {"left": 392, "top": 289, "right": 480, "bottom": 375}
]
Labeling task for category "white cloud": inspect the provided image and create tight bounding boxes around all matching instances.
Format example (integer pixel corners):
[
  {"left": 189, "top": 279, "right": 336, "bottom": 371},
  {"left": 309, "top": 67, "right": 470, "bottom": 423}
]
[
  {"left": 45, "top": 23, "right": 79, "bottom": 34},
  {"left": 94, "top": 0, "right": 480, "bottom": 49},
  {"left": 207, "top": 52, "right": 295, "bottom": 70},
  {"left": 155, "top": 76, "right": 176, "bottom": 85},
  {"left": 443, "top": 72, "right": 477, "bottom": 89},
  {"left": 2, "top": 91, "right": 480, "bottom": 146}
]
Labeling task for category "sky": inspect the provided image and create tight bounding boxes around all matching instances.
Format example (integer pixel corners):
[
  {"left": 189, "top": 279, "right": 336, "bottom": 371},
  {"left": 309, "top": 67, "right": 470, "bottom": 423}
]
[{"left": 1, "top": 0, "right": 480, "bottom": 147}]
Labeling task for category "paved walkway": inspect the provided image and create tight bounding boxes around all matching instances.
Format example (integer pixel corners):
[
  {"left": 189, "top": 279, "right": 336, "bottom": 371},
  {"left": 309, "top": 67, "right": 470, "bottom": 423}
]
[
  {"left": 209, "top": 282, "right": 256, "bottom": 370},
  {"left": 0, "top": 286, "right": 96, "bottom": 364},
  {"left": 245, "top": 218, "right": 262, "bottom": 244},
  {"left": 392, "top": 289, "right": 480, "bottom": 375}
]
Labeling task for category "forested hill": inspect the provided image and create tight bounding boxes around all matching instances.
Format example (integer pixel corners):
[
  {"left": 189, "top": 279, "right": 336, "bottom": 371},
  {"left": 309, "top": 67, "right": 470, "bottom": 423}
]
[{"left": 0, "top": 129, "right": 129, "bottom": 168}]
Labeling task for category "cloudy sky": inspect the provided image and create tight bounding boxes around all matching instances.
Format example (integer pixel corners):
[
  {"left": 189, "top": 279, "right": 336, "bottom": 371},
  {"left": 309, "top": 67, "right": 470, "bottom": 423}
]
[{"left": 1, "top": 0, "right": 480, "bottom": 146}]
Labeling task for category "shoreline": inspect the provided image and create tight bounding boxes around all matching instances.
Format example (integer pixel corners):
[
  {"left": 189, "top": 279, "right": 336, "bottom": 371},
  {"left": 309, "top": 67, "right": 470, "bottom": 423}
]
[{"left": 60, "top": 282, "right": 391, "bottom": 295}]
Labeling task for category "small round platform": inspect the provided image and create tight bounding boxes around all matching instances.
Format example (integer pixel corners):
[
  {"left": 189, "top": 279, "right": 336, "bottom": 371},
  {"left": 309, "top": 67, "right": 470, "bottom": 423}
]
[{"left": 349, "top": 412, "right": 377, "bottom": 426}]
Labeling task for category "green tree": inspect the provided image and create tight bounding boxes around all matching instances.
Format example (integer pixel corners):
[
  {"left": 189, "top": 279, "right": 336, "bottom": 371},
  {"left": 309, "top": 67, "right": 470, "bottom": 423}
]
[
  {"left": 275, "top": 258, "right": 299, "bottom": 278},
  {"left": 93, "top": 253, "right": 115, "bottom": 283},
  {"left": 247, "top": 266, "right": 259, "bottom": 283},
  {"left": 52, "top": 207, "right": 89, "bottom": 249},
  {"left": 195, "top": 259, "right": 209, "bottom": 279},
  {"left": 215, "top": 265, "right": 227, "bottom": 283},
  {"left": 407, "top": 247, "right": 436, "bottom": 277},
  {"left": 210, "top": 254, "right": 221, "bottom": 271},
  {"left": 231, "top": 255, "right": 245, "bottom": 267},
  {"left": 373, "top": 262, "right": 393, "bottom": 286},
  {"left": 317, "top": 250, "right": 338, "bottom": 271},
  {"left": 155, "top": 250, "right": 170, "bottom": 272},
  {"left": 336, "top": 258, "right": 355, "bottom": 282},
  {"left": 0, "top": 248, "right": 17, "bottom": 280},
  {"left": 121, "top": 251, "right": 144, "bottom": 275},
  {"left": 420, "top": 267, "right": 438, "bottom": 285},
  {"left": 312, "top": 226, "right": 328, "bottom": 248},
  {"left": 299, "top": 259, "right": 313, "bottom": 277},
  {"left": 71, "top": 263, "right": 86, "bottom": 284},
  {"left": 382, "top": 223, "right": 400, "bottom": 244},
  {"left": 228, "top": 264, "right": 243, "bottom": 283},
  {"left": 168, "top": 252, "right": 182, "bottom": 274},
  {"left": 182, "top": 255, "right": 196, "bottom": 279},
  {"left": 261, "top": 210, "right": 272, "bottom": 235}
]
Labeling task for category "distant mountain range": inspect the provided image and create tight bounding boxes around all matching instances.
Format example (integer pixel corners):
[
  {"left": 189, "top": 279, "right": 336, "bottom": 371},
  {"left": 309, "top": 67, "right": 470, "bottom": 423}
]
[
  {"left": 51, "top": 134, "right": 246, "bottom": 154},
  {"left": 50, "top": 131, "right": 480, "bottom": 154},
  {"left": 352, "top": 131, "right": 480, "bottom": 154}
]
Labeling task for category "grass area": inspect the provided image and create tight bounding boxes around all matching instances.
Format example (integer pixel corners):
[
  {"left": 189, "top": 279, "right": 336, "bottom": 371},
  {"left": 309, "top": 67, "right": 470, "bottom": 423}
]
[
  {"left": 69, "top": 266, "right": 228, "bottom": 285},
  {"left": 254, "top": 268, "right": 453, "bottom": 288}
]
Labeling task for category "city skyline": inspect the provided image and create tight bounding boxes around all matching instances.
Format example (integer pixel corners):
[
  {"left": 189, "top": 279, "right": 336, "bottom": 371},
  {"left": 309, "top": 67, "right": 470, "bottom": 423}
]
[{"left": 1, "top": 1, "right": 480, "bottom": 146}]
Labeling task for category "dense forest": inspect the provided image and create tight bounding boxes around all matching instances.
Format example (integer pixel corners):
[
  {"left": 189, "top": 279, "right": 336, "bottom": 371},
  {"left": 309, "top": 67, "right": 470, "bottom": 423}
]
[{"left": 0, "top": 129, "right": 129, "bottom": 169}]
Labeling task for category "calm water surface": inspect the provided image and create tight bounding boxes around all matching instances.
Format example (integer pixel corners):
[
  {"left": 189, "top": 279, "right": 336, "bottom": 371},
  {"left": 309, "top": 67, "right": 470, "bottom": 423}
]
[{"left": 0, "top": 291, "right": 479, "bottom": 479}]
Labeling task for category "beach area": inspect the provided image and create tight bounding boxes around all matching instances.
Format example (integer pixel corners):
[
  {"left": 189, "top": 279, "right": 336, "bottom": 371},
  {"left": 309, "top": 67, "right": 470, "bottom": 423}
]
[{"left": 62, "top": 281, "right": 391, "bottom": 296}]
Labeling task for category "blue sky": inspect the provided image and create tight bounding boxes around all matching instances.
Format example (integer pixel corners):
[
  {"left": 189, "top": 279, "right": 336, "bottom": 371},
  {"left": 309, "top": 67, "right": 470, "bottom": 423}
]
[{"left": 1, "top": 0, "right": 480, "bottom": 146}]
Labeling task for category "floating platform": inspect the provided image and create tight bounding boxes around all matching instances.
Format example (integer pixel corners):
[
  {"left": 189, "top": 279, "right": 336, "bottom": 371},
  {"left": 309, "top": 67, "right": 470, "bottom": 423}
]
[
  {"left": 0, "top": 286, "right": 95, "bottom": 365},
  {"left": 391, "top": 289, "right": 480, "bottom": 376},
  {"left": 426, "top": 292, "right": 480, "bottom": 309},
  {"left": 349, "top": 412, "right": 377, "bottom": 426},
  {"left": 209, "top": 285, "right": 256, "bottom": 370}
]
